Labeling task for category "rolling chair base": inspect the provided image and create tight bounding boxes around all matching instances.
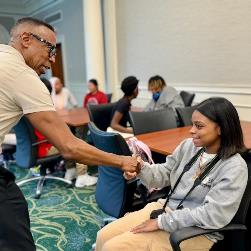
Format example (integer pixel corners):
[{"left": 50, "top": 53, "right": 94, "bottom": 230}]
[{"left": 17, "top": 175, "right": 73, "bottom": 199}]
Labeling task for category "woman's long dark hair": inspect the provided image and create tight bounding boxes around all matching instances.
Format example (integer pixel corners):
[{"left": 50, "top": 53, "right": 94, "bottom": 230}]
[{"left": 196, "top": 97, "right": 246, "bottom": 159}]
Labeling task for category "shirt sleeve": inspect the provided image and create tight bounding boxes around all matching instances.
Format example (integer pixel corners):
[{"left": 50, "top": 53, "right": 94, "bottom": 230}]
[
  {"left": 67, "top": 89, "right": 78, "bottom": 107},
  {"left": 83, "top": 94, "right": 88, "bottom": 107},
  {"left": 116, "top": 99, "right": 130, "bottom": 114},
  {"left": 13, "top": 70, "right": 55, "bottom": 114},
  {"left": 138, "top": 139, "right": 188, "bottom": 189}
]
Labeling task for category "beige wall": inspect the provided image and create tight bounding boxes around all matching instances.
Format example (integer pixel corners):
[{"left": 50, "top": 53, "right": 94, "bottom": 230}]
[{"left": 111, "top": 0, "right": 251, "bottom": 120}]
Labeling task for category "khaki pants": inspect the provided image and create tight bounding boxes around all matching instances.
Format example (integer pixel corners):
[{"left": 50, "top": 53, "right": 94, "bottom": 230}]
[
  {"left": 96, "top": 202, "right": 214, "bottom": 251},
  {"left": 47, "top": 146, "right": 87, "bottom": 176}
]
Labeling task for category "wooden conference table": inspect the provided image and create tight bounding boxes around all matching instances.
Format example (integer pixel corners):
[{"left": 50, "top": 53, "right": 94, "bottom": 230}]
[
  {"left": 57, "top": 107, "right": 89, "bottom": 127},
  {"left": 57, "top": 108, "right": 251, "bottom": 156},
  {"left": 57, "top": 106, "right": 144, "bottom": 127},
  {"left": 136, "top": 121, "right": 251, "bottom": 156}
]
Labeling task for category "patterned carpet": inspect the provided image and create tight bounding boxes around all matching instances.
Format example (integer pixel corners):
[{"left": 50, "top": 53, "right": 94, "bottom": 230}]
[{"left": 10, "top": 165, "right": 104, "bottom": 251}]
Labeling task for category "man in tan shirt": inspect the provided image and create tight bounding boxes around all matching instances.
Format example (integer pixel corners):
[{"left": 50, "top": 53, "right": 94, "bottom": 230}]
[{"left": 0, "top": 17, "right": 138, "bottom": 251}]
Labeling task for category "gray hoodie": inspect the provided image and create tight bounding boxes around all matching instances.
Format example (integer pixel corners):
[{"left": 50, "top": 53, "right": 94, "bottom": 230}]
[
  {"left": 138, "top": 138, "right": 247, "bottom": 241},
  {"left": 145, "top": 86, "right": 184, "bottom": 114}
]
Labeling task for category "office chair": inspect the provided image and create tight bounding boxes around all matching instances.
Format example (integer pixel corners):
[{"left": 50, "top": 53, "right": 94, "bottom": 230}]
[
  {"left": 169, "top": 151, "right": 251, "bottom": 251},
  {"left": 106, "top": 93, "right": 113, "bottom": 103},
  {"left": 88, "top": 121, "right": 138, "bottom": 218},
  {"left": 180, "top": 91, "right": 195, "bottom": 106},
  {"left": 1, "top": 143, "right": 16, "bottom": 169},
  {"left": 129, "top": 108, "right": 177, "bottom": 135},
  {"left": 176, "top": 106, "right": 197, "bottom": 127},
  {"left": 87, "top": 102, "right": 117, "bottom": 131},
  {"left": 14, "top": 117, "right": 72, "bottom": 199}
]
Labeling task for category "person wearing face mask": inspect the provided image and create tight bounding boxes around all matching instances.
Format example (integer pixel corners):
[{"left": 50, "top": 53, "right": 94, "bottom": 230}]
[{"left": 145, "top": 75, "right": 184, "bottom": 118}]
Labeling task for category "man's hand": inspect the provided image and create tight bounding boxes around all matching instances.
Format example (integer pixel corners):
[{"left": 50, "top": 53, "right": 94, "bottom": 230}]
[
  {"left": 123, "top": 155, "right": 145, "bottom": 179},
  {"left": 130, "top": 219, "right": 159, "bottom": 234},
  {"left": 121, "top": 155, "right": 140, "bottom": 173}
]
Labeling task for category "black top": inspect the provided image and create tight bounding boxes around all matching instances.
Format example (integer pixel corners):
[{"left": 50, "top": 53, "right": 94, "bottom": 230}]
[{"left": 112, "top": 97, "right": 131, "bottom": 127}]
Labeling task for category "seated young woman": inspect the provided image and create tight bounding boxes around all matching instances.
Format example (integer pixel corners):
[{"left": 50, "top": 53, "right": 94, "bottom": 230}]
[
  {"left": 95, "top": 97, "right": 248, "bottom": 251},
  {"left": 110, "top": 76, "right": 139, "bottom": 134}
]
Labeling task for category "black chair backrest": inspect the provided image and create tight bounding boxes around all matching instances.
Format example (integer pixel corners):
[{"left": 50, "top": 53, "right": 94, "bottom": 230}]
[
  {"left": 176, "top": 106, "right": 197, "bottom": 126},
  {"left": 106, "top": 93, "right": 113, "bottom": 103},
  {"left": 87, "top": 102, "right": 117, "bottom": 131},
  {"left": 231, "top": 151, "right": 251, "bottom": 225},
  {"left": 129, "top": 108, "right": 177, "bottom": 135},
  {"left": 180, "top": 91, "right": 195, "bottom": 106},
  {"left": 88, "top": 122, "right": 134, "bottom": 218}
]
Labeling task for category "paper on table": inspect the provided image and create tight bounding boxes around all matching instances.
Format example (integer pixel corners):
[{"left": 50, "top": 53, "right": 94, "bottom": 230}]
[{"left": 107, "top": 127, "right": 134, "bottom": 139}]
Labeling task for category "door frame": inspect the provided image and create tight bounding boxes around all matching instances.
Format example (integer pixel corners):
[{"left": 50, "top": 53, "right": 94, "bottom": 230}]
[{"left": 56, "top": 34, "right": 69, "bottom": 87}]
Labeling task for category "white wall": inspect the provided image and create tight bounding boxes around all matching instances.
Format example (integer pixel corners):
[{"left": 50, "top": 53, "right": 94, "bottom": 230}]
[{"left": 114, "top": 0, "right": 251, "bottom": 120}]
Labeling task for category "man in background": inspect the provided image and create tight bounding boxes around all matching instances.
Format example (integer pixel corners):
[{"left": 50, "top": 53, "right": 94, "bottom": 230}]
[{"left": 51, "top": 76, "right": 78, "bottom": 110}]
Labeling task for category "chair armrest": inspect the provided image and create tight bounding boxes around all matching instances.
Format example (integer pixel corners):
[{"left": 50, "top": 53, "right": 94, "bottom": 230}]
[
  {"left": 169, "top": 224, "right": 247, "bottom": 251},
  {"left": 32, "top": 139, "right": 48, "bottom": 147}
]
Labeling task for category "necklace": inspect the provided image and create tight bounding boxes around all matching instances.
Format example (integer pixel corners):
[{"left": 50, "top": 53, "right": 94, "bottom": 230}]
[{"left": 192, "top": 152, "right": 207, "bottom": 180}]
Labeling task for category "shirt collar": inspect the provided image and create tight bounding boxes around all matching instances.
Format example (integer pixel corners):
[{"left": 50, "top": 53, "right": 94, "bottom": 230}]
[{"left": 0, "top": 44, "right": 25, "bottom": 63}]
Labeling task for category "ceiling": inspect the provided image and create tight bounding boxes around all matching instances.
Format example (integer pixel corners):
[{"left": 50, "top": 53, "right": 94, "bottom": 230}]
[{"left": 0, "top": 0, "right": 61, "bottom": 16}]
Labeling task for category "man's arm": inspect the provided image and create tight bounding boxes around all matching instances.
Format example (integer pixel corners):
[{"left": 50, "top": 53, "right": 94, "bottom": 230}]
[{"left": 25, "top": 111, "right": 138, "bottom": 172}]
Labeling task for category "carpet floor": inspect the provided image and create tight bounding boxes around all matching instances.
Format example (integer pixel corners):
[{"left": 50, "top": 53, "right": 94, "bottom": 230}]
[{"left": 11, "top": 165, "right": 105, "bottom": 251}]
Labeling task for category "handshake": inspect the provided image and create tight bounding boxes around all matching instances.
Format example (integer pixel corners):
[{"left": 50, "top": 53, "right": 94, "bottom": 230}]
[{"left": 121, "top": 155, "right": 143, "bottom": 180}]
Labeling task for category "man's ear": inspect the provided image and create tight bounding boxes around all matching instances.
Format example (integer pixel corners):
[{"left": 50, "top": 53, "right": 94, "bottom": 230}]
[{"left": 19, "top": 32, "right": 32, "bottom": 48}]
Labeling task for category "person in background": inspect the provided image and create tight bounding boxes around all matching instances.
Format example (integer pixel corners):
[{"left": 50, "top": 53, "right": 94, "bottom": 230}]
[
  {"left": 33, "top": 78, "right": 97, "bottom": 186},
  {"left": 96, "top": 97, "right": 248, "bottom": 251},
  {"left": 145, "top": 75, "right": 184, "bottom": 116},
  {"left": 110, "top": 76, "right": 139, "bottom": 134},
  {"left": 51, "top": 76, "right": 78, "bottom": 110},
  {"left": 83, "top": 79, "right": 108, "bottom": 107},
  {"left": 0, "top": 17, "right": 138, "bottom": 251}
]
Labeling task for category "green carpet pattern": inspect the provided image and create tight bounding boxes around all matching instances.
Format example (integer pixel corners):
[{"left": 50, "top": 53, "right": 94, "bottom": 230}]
[{"left": 10, "top": 165, "right": 105, "bottom": 251}]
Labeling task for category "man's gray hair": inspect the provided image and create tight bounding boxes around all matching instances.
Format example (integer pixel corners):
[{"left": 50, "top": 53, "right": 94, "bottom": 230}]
[{"left": 10, "top": 17, "right": 54, "bottom": 37}]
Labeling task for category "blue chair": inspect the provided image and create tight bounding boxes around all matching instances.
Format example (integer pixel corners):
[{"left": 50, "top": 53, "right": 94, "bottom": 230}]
[
  {"left": 88, "top": 121, "right": 138, "bottom": 218},
  {"left": 14, "top": 117, "right": 72, "bottom": 199}
]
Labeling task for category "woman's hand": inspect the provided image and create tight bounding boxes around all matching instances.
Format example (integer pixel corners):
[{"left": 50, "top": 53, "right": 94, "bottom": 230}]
[
  {"left": 123, "top": 171, "right": 137, "bottom": 180},
  {"left": 130, "top": 219, "right": 159, "bottom": 234}
]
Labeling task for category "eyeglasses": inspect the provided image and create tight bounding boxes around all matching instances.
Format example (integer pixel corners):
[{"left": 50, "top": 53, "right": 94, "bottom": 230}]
[{"left": 29, "top": 32, "right": 56, "bottom": 58}]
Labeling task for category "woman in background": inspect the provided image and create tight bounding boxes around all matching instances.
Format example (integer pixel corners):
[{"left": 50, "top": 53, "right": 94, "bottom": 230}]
[
  {"left": 83, "top": 79, "right": 108, "bottom": 107},
  {"left": 145, "top": 75, "right": 184, "bottom": 116},
  {"left": 110, "top": 76, "right": 139, "bottom": 134}
]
